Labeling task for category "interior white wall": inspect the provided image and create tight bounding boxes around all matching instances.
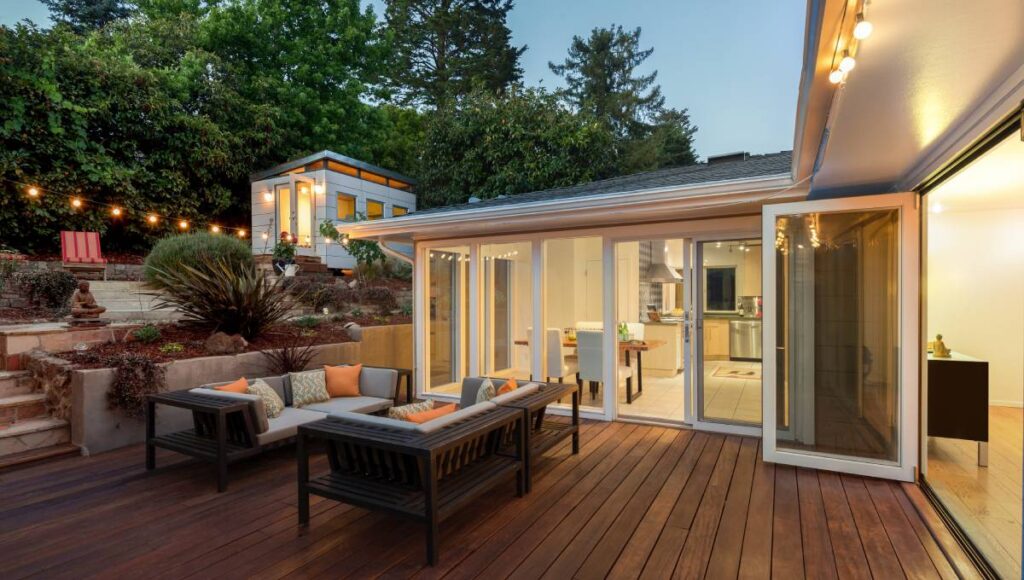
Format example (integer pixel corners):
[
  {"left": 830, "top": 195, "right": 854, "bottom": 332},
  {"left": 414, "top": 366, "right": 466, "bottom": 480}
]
[
  {"left": 928, "top": 207, "right": 1024, "bottom": 407},
  {"left": 701, "top": 241, "right": 763, "bottom": 310}
]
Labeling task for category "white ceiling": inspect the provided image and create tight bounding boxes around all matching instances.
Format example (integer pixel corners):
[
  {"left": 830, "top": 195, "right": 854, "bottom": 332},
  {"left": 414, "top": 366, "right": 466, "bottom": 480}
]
[
  {"left": 811, "top": 0, "right": 1024, "bottom": 192},
  {"left": 928, "top": 133, "right": 1024, "bottom": 213}
]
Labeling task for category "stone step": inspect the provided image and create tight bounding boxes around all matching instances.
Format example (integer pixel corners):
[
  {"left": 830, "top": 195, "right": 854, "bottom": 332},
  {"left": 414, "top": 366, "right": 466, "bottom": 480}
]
[
  {"left": 0, "top": 393, "right": 48, "bottom": 427},
  {"left": 0, "top": 417, "right": 70, "bottom": 459},
  {"left": 0, "top": 371, "right": 35, "bottom": 398},
  {"left": 103, "top": 310, "right": 181, "bottom": 322}
]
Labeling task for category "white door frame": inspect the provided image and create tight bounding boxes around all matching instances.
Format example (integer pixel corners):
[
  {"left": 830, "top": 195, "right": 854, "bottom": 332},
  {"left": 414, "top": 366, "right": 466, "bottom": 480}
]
[{"left": 761, "top": 192, "right": 920, "bottom": 482}]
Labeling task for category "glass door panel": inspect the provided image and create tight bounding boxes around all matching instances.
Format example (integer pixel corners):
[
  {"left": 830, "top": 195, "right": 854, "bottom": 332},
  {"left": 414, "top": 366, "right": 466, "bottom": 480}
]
[
  {"left": 481, "top": 242, "right": 532, "bottom": 381},
  {"left": 695, "top": 239, "right": 763, "bottom": 428},
  {"left": 275, "top": 184, "right": 291, "bottom": 241},
  {"left": 426, "top": 246, "right": 469, "bottom": 395},
  {"left": 763, "top": 193, "right": 918, "bottom": 481},
  {"left": 295, "top": 181, "right": 313, "bottom": 250}
]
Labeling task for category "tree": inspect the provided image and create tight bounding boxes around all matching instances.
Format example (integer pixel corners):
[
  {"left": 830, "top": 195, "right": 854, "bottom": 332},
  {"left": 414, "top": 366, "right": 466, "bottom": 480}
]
[
  {"left": 41, "top": 0, "right": 136, "bottom": 32},
  {"left": 415, "top": 87, "right": 617, "bottom": 208},
  {"left": 384, "top": 0, "right": 525, "bottom": 108}
]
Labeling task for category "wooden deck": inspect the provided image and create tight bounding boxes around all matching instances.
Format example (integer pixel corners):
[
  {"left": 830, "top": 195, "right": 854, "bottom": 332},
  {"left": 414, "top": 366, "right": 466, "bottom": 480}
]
[{"left": 0, "top": 421, "right": 981, "bottom": 579}]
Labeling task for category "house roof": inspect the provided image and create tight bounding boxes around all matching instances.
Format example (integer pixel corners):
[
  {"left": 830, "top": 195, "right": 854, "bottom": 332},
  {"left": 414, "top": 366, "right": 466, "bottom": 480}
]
[
  {"left": 249, "top": 150, "right": 417, "bottom": 186},
  {"left": 409, "top": 151, "right": 792, "bottom": 217}
]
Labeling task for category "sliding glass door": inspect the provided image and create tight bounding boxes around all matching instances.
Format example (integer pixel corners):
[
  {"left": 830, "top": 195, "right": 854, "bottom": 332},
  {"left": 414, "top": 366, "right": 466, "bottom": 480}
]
[{"left": 762, "top": 193, "right": 919, "bottom": 481}]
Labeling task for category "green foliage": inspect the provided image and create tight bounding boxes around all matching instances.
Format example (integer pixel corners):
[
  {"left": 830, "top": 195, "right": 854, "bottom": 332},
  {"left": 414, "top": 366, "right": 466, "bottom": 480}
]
[
  {"left": 143, "top": 233, "right": 254, "bottom": 289},
  {"left": 0, "top": 251, "right": 22, "bottom": 293},
  {"left": 132, "top": 324, "right": 162, "bottom": 343},
  {"left": 417, "top": 87, "right": 617, "bottom": 208},
  {"left": 158, "top": 342, "right": 184, "bottom": 354},
  {"left": 17, "top": 270, "right": 78, "bottom": 309},
  {"left": 148, "top": 259, "right": 291, "bottom": 339},
  {"left": 384, "top": 0, "right": 524, "bottom": 107},
  {"left": 293, "top": 315, "right": 321, "bottom": 329},
  {"left": 272, "top": 239, "right": 296, "bottom": 264},
  {"left": 399, "top": 301, "right": 413, "bottom": 316},
  {"left": 42, "top": 0, "right": 135, "bottom": 32},
  {"left": 260, "top": 337, "right": 316, "bottom": 374},
  {"left": 107, "top": 352, "right": 166, "bottom": 418},
  {"left": 320, "top": 218, "right": 386, "bottom": 267},
  {"left": 286, "top": 277, "right": 354, "bottom": 312},
  {"left": 360, "top": 286, "right": 398, "bottom": 311}
]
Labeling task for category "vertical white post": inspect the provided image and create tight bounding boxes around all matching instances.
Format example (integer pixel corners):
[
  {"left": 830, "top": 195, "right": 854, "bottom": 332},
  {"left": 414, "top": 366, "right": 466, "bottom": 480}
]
[
  {"left": 468, "top": 244, "right": 480, "bottom": 378},
  {"left": 602, "top": 236, "right": 616, "bottom": 420},
  {"left": 531, "top": 240, "right": 544, "bottom": 382},
  {"left": 683, "top": 239, "right": 695, "bottom": 424},
  {"left": 414, "top": 243, "right": 428, "bottom": 398}
]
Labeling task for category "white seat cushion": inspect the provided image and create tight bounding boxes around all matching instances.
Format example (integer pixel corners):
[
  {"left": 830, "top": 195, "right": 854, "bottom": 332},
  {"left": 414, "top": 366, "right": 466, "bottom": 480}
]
[
  {"left": 415, "top": 401, "right": 497, "bottom": 433},
  {"left": 301, "top": 396, "right": 393, "bottom": 415},
  {"left": 257, "top": 408, "right": 325, "bottom": 446},
  {"left": 617, "top": 366, "right": 635, "bottom": 380}
]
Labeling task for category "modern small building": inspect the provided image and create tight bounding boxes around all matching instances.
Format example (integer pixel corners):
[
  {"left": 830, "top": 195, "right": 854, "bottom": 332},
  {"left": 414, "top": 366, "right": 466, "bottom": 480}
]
[
  {"left": 339, "top": 0, "right": 1024, "bottom": 576},
  {"left": 249, "top": 151, "right": 416, "bottom": 269}
]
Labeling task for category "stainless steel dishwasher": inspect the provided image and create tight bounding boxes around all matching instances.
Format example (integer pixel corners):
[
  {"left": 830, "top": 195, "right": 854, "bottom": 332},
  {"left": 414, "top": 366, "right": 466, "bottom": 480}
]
[{"left": 729, "top": 319, "right": 762, "bottom": 361}]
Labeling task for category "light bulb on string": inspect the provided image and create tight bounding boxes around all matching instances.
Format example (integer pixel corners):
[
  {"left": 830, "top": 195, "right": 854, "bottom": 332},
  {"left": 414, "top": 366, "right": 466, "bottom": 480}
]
[
  {"left": 237, "top": 229, "right": 246, "bottom": 238},
  {"left": 838, "top": 52, "right": 856, "bottom": 73},
  {"left": 828, "top": 69, "right": 845, "bottom": 84},
  {"left": 210, "top": 225, "right": 221, "bottom": 234},
  {"left": 71, "top": 198, "right": 83, "bottom": 209},
  {"left": 178, "top": 220, "right": 189, "bottom": 230},
  {"left": 853, "top": 15, "right": 873, "bottom": 40},
  {"left": 111, "top": 206, "right": 123, "bottom": 217},
  {"left": 261, "top": 232, "right": 269, "bottom": 240},
  {"left": 26, "top": 186, "right": 39, "bottom": 198},
  {"left": 147, "top": 214, "right": 159, "bottom": 225}
]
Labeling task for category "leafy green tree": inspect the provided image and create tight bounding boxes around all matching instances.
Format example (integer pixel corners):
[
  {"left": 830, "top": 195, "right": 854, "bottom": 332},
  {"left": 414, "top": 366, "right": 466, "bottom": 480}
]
[
  {"left": 41, "top": 0, "right": 136, "bottom": 32},
  {"left": 384, "top": 0, "right": 525, "bottom": 108},
  {"left": 415, "top": 87, "right": 617, "bottom": 207}
]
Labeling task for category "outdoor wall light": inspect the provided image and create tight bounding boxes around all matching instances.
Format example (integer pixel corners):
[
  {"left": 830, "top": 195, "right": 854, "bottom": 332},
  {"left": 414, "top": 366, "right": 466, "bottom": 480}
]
[{"left": 263, "top": 191, "right": 273, "bottom": 202}]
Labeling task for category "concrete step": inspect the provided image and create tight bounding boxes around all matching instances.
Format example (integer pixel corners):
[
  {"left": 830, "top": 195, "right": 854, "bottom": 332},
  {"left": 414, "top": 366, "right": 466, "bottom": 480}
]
[
  {"left": 0, "top": 393, "right": 48, "bottom": 427},
  {"left": 0, "top": 417, "right": 70, "bottom": 459},
  {"left": 104, "top": 310, "right": 181, "bottom": 322},
  {"left": 0, "top": 371, "right": 35, "bottom": 398}
]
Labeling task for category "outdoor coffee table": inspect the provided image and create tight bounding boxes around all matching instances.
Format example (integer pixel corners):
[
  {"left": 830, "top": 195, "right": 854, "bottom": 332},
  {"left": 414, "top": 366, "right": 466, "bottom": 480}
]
[{"left": 496, "top": 382, "right": 579, "bottom": 492}]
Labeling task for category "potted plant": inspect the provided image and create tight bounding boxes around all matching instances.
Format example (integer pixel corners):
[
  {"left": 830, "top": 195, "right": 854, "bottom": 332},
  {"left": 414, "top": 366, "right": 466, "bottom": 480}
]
[{"left": 272, "top": 234, "right": 298, "bottom": 276}]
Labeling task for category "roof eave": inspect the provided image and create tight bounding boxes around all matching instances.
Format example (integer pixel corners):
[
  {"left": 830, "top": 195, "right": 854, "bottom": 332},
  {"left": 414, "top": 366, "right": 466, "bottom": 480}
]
[{"left": 248, "top": 150, "right": 418, "bottom": 185}]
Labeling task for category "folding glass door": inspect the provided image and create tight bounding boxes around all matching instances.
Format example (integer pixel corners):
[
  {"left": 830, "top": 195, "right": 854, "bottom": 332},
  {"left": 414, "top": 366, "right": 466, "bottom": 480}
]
[{"left": 762, "top": 193, "right": 919, "bottom": 481}]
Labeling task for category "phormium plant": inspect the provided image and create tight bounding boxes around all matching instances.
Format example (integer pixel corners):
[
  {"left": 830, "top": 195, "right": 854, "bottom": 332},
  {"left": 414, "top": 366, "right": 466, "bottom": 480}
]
[{"left": 261, "top": 337, "right": 317, "bottom": 375}]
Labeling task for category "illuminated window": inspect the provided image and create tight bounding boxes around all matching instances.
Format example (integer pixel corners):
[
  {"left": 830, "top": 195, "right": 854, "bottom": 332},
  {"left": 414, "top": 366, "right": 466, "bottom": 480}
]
[
  {"left": 392, "top": 205, "right": 408, "bottom": 217},
  {"left": 366, "top": 199, "right": 384, "bottom": 220},
  {"left": 389, "top": 179, "right": 412, "bottom": 191},
  {"left": 337, "top": 193, "right": 356, "bottom": 221},
  {"left": 362, "top": 171, "right": 389, "bottom": 186},
  {"left": 327, "top": 161, "right": 360, "bottom": 177}
]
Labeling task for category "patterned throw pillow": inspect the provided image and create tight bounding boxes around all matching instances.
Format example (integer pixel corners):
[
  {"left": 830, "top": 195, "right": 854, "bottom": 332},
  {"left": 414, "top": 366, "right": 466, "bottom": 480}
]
[
  {"left": 290, "top": 370, "right": 329, "bottom": 408},
  {"left": 475, "top": 379, "right": 496, "bottom": 404},
  {"left": 247, "top": 379, "right": 284, "bottom": 419},
  {"left": 388, "top": 400, "right": 435, "bottom": 420}
]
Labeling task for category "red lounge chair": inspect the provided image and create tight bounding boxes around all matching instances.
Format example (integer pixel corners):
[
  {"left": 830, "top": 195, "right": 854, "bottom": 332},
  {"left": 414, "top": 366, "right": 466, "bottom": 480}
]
[{"left": 60, "top": 231, "right": 107, "bottom": 280}]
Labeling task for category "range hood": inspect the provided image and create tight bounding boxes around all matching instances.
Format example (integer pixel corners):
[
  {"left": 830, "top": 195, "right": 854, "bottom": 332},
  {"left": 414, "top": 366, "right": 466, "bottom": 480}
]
[{"left": 645, "top": 241, "right": 683, "bottom": 282}]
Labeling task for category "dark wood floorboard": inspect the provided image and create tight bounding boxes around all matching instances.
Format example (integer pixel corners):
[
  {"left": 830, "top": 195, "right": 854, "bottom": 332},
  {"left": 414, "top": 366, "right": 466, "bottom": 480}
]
[{"left": 0, "top": 421, "right": 977, "bottom": 579}]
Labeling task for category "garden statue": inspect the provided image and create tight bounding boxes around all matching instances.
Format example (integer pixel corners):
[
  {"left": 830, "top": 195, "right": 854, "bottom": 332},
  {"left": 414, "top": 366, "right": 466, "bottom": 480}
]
[
  {"left": 70, "top": 281, "right": 106, "bottom": 318},
  {"left": 68, "top": 280, "right": 110, "bottom": 327},
  {"left": 933, "top": 334, "right": 952, "bottom": 358}
]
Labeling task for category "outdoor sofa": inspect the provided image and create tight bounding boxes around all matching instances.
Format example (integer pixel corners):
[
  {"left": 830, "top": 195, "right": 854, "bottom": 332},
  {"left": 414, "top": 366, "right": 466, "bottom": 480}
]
[
  {"left": 145, "top": 365, "right": 400, "bottom": 492},
  {"left": 297, "top": 377, "right": 579, "bottom": 564}
]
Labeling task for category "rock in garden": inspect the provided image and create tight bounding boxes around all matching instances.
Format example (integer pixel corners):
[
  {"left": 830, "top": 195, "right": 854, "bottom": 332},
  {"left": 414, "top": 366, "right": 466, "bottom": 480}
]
[
  {"left": 205, "top": 332, "right": 248, "bottom": 355},
  {"left": 343, "top": 322, "right": 362, "bottom": 342}
]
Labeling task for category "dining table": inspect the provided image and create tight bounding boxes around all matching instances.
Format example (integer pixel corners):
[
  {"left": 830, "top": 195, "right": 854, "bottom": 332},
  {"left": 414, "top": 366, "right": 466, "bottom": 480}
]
[{"left": 511, "top": 338, "right": 665, "bottom": 404}]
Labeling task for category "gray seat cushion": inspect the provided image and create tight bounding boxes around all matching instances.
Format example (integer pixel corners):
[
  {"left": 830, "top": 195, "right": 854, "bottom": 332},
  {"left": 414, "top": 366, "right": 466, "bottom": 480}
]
[
  {"left": 257, "top": 408, "right": 325, "bottom": 446},
  {"left": 302, "top": 396, "right": 393, "bottom": 415},
  {"left": 415, "top": 401, "right": 497, "bottom": 434},
  {"left": 360, "top": 367, "right": 399, "bottom": 400},
  {"left": 327, "top": 411, "right": 419, "bottom": 431},
  {"left": 459, "top": 377, "right": 493, "bottom": 409}
]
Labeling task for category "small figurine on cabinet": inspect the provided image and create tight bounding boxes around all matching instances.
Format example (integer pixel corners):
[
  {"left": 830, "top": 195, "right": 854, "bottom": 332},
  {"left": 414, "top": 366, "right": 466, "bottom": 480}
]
[{"left": 933, "top": 334, "right": 952, "bottom": 358}]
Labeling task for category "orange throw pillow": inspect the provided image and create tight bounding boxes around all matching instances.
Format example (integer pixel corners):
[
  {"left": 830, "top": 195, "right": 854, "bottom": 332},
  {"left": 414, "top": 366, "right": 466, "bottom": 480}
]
[
  {"left": 407, "top": 403, "right": 457, "bottom": 424},
  {"left": 215, "top": 377, "right": 248, "bottom": 393},
  {"left": 496, "top": 378, "right": 517, "bottom": 395},
  {"left": 324, "top": 364, "right": 361, "bottom": 397}
]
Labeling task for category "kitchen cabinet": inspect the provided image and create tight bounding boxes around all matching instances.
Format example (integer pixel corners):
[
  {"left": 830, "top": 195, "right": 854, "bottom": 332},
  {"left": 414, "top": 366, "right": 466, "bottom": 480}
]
[
  {"left": 703, "top": 318, "right": 730, "bottom": 360},
  {"left": 644, "top": 322, "right": 683, "bottom": 376}
]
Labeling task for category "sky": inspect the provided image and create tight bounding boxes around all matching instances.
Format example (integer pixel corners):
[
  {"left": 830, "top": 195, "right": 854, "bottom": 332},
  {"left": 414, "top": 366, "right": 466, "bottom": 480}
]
[{"left": 1, "top": 0, "right": 806, "bottom": 158}]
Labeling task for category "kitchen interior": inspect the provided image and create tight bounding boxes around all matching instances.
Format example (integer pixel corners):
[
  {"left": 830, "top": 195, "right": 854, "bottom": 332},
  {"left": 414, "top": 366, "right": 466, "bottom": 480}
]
[{"left": 615, "top": 238, "right": 763, "bottom": 424}]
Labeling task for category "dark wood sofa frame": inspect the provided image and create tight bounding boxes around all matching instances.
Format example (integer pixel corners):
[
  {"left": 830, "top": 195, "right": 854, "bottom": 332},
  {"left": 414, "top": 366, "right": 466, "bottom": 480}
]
[{"left": 297, "top": 406, "right": 525, "bottom": 565}]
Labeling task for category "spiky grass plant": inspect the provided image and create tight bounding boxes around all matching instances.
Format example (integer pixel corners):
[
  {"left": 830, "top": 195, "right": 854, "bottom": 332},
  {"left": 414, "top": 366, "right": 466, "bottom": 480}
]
[{"left": 147, "top": 259, "right": 290, "bottom": 340}]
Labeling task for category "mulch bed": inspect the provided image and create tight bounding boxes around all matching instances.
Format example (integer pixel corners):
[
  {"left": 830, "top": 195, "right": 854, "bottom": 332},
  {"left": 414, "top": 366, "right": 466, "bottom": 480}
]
[{"left": 62, "top": 315, "right": 408, "bottom": 369}]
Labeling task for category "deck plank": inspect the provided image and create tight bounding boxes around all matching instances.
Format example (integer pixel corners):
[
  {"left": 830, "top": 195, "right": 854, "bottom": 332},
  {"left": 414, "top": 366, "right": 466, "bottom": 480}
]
[{"left": 0, "top": 420, "right": 979, "bottom": 580}]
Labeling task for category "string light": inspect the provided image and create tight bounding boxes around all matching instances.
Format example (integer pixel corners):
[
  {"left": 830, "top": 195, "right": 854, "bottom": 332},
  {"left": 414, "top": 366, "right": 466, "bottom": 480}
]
[
  {"left": 71, "top": 198, "right": 83, "bottom": 209},
  {"left": 261, "top": 232, "right": 269, "bottom": 240},
  {"left": 147, "top": 214, "right": 159, "bottom": 224},
  {"left": 178, "top": 220, "right": 189, "bottom": 230},
  {"left": 210, "top": 225, "right": 221, "bottom": 233},
  {"left": 237, "top": 229, "right": 246, "bottom": 238},
  {"left": 853, "top": 14, "right": 873, "bottom": 40},
  {"left": 111, "top": 206, "right": 122, "bottom": 217},
  {"left": 829, "top": 70, "right": 845, "bottom": 85},
  {"left": 27, "top": 186, "right": 39, "bottom": 198}
]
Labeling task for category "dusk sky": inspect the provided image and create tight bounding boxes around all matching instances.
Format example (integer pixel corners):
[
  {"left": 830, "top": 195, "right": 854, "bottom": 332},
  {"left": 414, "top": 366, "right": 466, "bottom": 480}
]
[{"left": 1, "top": 0, "right": 805, "bottom": 158}]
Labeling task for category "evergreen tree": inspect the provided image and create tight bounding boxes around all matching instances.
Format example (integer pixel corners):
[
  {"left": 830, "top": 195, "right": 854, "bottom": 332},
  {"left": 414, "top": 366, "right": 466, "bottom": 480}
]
[
  {"left": 384, "top": 0, "right": 525, "bottom": 108},
  {"left": 41, "top": 0, "right": 135, "bottom": 32}
]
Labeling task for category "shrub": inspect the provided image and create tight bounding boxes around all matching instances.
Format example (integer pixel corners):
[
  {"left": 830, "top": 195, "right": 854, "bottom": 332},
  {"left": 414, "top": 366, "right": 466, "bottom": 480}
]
[
  {"left": 293, "top": 315, "right": 321, "bottom": 329},
  {"left": 132, "top": 324, "right": 162, "bottom": 343},
  {"left": 148, "top": 259, "right": 291, "bottom": 340},
  {"left": 0, "top": 250, "right": 22, "bottom": 293},
  {"left": 159, "top": 342, "right": 184, "bottom": 354},
  {"left": 399, "top": 301, "right": 413, "bottom": 316},
  {"left": 286, "top": 278, "right": 355, "bottom": 312},
  {"left": 17, "top": 270, "right": 78, "bottom": 309},
  {"left": 143, "top": 233, "right": 253, "bottom": 289},
  {"left": 385, "top": 259, "right": 413, "bottom": 282},
  {"left": 107, "top": 353, "right": 166, "bottom": 418},
  {"left": 261, "top": 337, "right": 317, "bottom": 374},
  {"left": 272, "top": 239, "right": 296, "bottom": 263},
  {"left": 360, "top": 286, "right": 398, "bottom": 311}
]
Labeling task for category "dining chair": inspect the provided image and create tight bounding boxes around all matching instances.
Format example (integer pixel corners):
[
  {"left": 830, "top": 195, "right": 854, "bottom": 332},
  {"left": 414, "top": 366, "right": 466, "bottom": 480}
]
[
  {"left": 577, "top": 330, "right": 634, "bottom": 402},
  {"left": 545, "top": 328, "right": 579, "bottom": 385}
]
